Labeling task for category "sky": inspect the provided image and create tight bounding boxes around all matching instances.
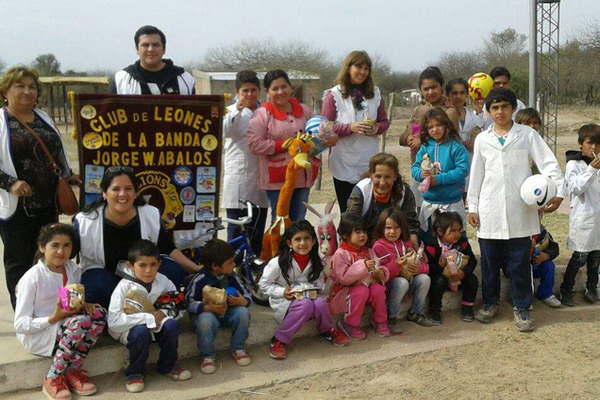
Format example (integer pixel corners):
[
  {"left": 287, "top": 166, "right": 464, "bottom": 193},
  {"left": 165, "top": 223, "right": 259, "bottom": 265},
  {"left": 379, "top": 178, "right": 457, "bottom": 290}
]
[{"left": 0, "top": 0, "right": 598, "bottom": 73}]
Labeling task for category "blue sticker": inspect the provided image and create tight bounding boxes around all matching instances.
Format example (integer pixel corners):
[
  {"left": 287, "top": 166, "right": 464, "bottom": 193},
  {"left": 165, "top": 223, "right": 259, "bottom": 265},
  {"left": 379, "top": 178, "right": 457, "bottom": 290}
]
[
  {"left": 173, "top": 166, "right": 193, "bottom": 187},
  {"left": 180, "top": 186, "right": 196, "bottom": 205},
  {"left": 534, "top": 188, "right": 542, "bottom": 196}
]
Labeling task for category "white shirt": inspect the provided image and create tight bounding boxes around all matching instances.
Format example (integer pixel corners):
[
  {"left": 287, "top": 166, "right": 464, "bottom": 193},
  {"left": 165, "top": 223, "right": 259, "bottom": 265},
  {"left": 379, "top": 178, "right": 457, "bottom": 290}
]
[
  {"left": 222, "top": 103, "right": 268, "bottom": 208},
  {"left": 565, "top": 158, "right": 600, "bottom": 252},
  {"left": 467, "top": 122, "right": 564, "bottom": 239},
  {"left": 14, "top": 260, "right": 82, "bottom": 356}
]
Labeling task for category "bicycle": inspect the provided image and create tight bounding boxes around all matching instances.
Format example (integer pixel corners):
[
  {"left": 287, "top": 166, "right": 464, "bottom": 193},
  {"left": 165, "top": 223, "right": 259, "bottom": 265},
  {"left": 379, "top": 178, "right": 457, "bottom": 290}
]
[{"left": 180, "top": 201, "right": 269, "bottom": 306}]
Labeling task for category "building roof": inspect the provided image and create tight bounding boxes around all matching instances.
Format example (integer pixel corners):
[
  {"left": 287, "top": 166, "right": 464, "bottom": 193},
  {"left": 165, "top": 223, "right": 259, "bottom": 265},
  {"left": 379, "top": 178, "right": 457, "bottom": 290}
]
[{"left": 39, "top": 76, "right": 110, "bottom": 85}]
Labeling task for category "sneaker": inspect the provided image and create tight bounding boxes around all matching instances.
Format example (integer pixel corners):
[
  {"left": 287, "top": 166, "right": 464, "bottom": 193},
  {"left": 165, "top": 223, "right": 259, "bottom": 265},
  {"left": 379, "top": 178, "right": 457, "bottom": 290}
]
[
  {"left": 125, "top": 376, "right": 144, "bottom": 393},
  {"left": 559, "top": 292, "right": 575, "bottom": 307},
  {"left": 269, "top": 339, "right": 287, "bottom": 360},
  {"left": 165, "top": 366, "right": 191, "bottom": 381},
  {"left": 475, "top": 305, "right": 499, "bottom": 324},
  {"left": 200, "top": 357, "right": 217, "bottom": 374},
  {"left": 232, "top": 350, "right": 252, "bottom": 367},
  {"left": 461, "top": 306, "right": 475, "bottom": 322},
  {"left": 429, "top": 310, "right": 442, "bottom": 325},
  {"left": 42, "top": 376, "right": 71, "bottom": 400},
  {"left": 337, "top": 320, "right": 367, "bottom": 340},
  {"left": 407, "top": 311, "right": 439, "bottom": 327},
  {"left": 65, "top": 369, "right": 97, "bottom": 396},
  {"left": 513, "top": 309, "right": 535, "bottom": 332},
  {"left": 388, "top": 318, "right": 403, "bottom": 335},
  {"left": 373, "top": 322, "right": 391, "bottom": 338},
  {"left": 331, "top": 328, "right": 350, "bottom": 346},
  {"left": 542, "top": 295, "right": 562, "bottom": 308},
  {"left": 584, "top": 289, "right": 599, "bottom": 304}
]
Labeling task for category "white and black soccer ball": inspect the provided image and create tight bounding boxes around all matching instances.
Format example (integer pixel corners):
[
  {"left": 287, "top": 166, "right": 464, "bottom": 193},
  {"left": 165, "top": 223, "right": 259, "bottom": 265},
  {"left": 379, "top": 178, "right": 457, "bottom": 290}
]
[{"left": 520, "top": 175, "right": 557, "bottom": 208}]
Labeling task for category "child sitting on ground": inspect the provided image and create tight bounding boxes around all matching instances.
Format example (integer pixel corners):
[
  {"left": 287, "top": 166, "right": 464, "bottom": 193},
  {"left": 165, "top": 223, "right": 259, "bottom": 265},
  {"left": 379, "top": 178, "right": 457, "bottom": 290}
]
[
  {"left": 330, "top": 215, "right": 389, "bottom": 339},
  {"left": 15, "top": 223, "right": 106, "bottom": 400},
  {"left": 259, "top": 220, "right": 349, "bottom": 360},
  {"left": 421, "top": 210, "right": 478, "bottom": 324},
  {"left": 108, "top": 239, "right": 191, "bottom": 393},
  {"left": 185, "top": 239, "right": 252, "bottom": 373},
  {"left": 559, "top": 123, "right": 600, "bottom": 306},
  {"left": 371, "top": 207, "right": 435, "bottom": 332},
  {"left": 531, "top": 220, "right": 562, "bottom": 307}
]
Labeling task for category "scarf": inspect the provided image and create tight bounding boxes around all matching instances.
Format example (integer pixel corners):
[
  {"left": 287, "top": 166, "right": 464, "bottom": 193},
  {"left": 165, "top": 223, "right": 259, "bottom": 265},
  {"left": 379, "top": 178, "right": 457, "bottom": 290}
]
[
  {"left": 292, "top": 253, "right": 310, "bottom": 272},
  {"left": 262, "top": 98, "right": 304, "bottom": 121}
]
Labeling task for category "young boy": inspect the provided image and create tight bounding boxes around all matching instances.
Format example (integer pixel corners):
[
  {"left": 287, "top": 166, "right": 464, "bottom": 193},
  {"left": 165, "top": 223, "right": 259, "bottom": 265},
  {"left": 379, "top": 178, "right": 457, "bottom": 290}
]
[
  {"left": 559, "top": 123, "right": 600, "bottom": 306},
  {"left": 531, "top": 222, "right": 562, "bottom": 307},
  {"left": 222, "top": 70, "right": 268, "bottom": 255},
  {"left": 467, "top": 88, "right": 564, "bottom": 332},
  {"left": 107, "top": 240, "right": 191, "bottom": 393},
  {"left": 185, "top": 239, "right": 252, "bottom": 374},
  {"left": 480, "top": 66, "right": 527, "bottom": 129}
]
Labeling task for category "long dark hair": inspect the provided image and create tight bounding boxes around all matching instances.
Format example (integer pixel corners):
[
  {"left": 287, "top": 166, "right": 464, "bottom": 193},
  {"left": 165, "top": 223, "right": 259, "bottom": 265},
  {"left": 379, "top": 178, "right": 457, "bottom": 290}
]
[
  {"left": 278, "top": 220, "right": 323, "bottom": 285},
  {"left": 431, "top": 209, "right": 463, "bottom": 238},
  {"left": 420, "top": 107, "right": 461, "bottom": 144},
  {"left": 34, "top": 223, "right": 78, "bottom": 263},
  {"left": 373, "top": 207, "right": 410, "bottom": 242},
  {"left": 82, "top": 167, "right": 146, "bottom": 217}
]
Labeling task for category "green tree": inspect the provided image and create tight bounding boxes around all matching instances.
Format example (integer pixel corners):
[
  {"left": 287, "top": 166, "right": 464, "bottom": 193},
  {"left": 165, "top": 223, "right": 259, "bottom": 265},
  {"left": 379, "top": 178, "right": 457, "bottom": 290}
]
[{"left": 31, "top": 53, "right": 61, "bottom": 76}]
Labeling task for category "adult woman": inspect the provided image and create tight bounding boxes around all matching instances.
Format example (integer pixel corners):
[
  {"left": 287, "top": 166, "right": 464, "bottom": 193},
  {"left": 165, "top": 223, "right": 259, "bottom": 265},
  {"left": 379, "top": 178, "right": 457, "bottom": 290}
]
[
  {"left": 247, "top": 69, "right": 318, "bottom": 221},
  {"left": 0, "top": 67, "right": 76, "bottom": 309},
  {"left": 74, "top": 167, "right": 200, "bottom": 308},
  {"left": 345, "top": 153, "right": 419, "bottom": 243},
  {"left": 321, "top": 51, "right": 390, "bottom": 213},
  {"left": 399, "top": 67, "right": 459, "bottom": 207}
]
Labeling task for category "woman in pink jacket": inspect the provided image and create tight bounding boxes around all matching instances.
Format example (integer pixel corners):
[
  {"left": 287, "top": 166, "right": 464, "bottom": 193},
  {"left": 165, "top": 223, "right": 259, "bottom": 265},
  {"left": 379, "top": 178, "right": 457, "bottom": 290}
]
[{"left": 247, "top": 69, "right": 318, "bottom": 221}]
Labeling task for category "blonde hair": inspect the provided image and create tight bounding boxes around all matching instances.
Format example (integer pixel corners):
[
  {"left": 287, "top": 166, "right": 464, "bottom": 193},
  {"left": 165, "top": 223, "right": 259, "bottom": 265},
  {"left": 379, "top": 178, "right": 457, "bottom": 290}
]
[
  {"left": 0, "top": 66, "right": 41, "bottom": 105},
  {"left": 335, "top": 50, "right": 374, "bottom": 99}
]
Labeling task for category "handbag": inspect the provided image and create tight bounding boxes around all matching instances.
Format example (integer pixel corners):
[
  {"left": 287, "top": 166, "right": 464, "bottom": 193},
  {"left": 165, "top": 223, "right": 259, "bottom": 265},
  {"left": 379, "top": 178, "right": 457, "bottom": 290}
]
[{"left": 13, "top": 114, "right": 79, "bottom": 215}]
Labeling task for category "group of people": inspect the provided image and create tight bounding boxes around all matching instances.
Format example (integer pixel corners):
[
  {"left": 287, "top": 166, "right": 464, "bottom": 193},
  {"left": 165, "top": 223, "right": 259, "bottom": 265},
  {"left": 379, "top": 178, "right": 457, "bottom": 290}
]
[{"left": 1, "top": 23, "right": 599, "bottom": 400}]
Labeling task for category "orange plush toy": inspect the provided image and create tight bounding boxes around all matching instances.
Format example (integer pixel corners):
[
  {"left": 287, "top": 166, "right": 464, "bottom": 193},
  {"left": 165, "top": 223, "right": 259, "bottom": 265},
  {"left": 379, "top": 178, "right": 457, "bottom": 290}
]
[{"left": 260, "top": 132, "right": 315, "bottom": 261}]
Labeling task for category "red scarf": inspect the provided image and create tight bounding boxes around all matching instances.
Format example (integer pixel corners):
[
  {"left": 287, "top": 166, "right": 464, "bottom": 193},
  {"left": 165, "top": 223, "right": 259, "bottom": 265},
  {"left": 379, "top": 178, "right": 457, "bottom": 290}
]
[
  {"left": 340, "top": 242, "right": 370, "bottom": 262},
  {"left": 373, "top": 189, "right": 391, "bottom": 204},
  {"left": 262, "top": 98, "right": 304, "bottom": 121},
  {"left": 292, "top": 253, "right": 310, "bottom": 272}
]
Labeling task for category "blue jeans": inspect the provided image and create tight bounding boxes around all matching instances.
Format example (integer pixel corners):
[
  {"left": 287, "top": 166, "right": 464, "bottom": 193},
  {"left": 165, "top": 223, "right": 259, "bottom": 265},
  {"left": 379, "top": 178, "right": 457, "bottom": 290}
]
[
  {"left": 387, "top": 274, "right": 430, "bottom": 317},
  {"left": 226, "top": 207, "right": 268, "bottom": 256},
  {"left": 265, "top": 188, "right": 310, "bottom": 222},
  {"left": 479, "top": 237, "right": 532, "bottom": 311},
  {"left": 193, "top": 307, "right": 250, "bottom": 358},
  {"left": 533, "top": 260, "right": 556, "bottom": 300},
  {"left": 125, "top": 319, "right": 179, "bottom": 377}
]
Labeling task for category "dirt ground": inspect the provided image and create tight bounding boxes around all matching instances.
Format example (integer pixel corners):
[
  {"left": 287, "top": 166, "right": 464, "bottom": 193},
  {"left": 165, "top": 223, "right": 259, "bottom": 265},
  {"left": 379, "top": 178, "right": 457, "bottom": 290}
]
[{"left": 210, "top": 305, "right": 600, "bottom": 400}]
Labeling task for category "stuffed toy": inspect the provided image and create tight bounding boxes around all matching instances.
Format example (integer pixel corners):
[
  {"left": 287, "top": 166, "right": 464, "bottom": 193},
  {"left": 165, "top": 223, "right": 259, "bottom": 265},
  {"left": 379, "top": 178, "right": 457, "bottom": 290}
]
[
  {"left": 59, "top": 283, "right": 85, "bottom": 311},
  {"left": 418, "top": 154, "right": 441, "bottom": 193},
  {"left": 260, "top": 132, "right": 316, "bottom": 260},
  {"left": 289, "top": 283, "right": 319, "bottom": 300},
  {"left": 442, "top": 248, "right": 469, "bottom": 292},
  {"left": 154, "top": 291, "right": 186, "bottom": 318},
  {"left": 399, "top": 243, "right": 428, "bottom": 280},
  {"left": 303, "top": 199, "right": 337, "bottom": 280},
  {"left": 202, "top": 286, "right": 227, "bottom": 306},
  {"left": 123, "top": 288, "right": 156, "bottom": 314}
]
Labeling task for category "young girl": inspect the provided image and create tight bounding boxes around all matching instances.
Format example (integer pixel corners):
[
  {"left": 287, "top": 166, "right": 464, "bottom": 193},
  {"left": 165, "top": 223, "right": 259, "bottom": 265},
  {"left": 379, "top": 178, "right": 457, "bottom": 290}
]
[
  {"left": 445, "top": 78, "right": 483, "bottom": 153},
  {"left": 330, "top": 215, "right": 389, "bottom": 339},
  {"left": 371, "top": 208, "right": 435, "bottom": 332},
  {"left": 14, "top": 223, "right": 106, "bottom": 400},
  {"left": 421, "top": 210, "right": 478, "bottom": 324},
  {"left": 259, "top": 220, "right": 349, "bottom": 360},
  {"left": 411, "top": 107, "right": 470, "bottom": 232}
]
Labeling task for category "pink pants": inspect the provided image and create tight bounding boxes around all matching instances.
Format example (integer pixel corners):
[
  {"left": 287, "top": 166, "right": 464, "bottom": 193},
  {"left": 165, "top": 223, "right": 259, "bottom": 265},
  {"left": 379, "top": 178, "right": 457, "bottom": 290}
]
[{"left": 344, "top": 283, "right": 387, "bottom": 327}]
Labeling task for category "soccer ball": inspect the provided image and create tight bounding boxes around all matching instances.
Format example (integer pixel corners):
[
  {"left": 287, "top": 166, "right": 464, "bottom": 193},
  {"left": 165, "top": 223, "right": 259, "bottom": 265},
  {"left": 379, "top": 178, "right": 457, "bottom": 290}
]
[
  {"left": 520, "top": 175, "right": 557, "bottom": 208},
  {"left": 467, "top": 73, "right": 494, "bottom": 102},
  {"left": 305, "top": 115, "right": 327, "bottom": 135}
]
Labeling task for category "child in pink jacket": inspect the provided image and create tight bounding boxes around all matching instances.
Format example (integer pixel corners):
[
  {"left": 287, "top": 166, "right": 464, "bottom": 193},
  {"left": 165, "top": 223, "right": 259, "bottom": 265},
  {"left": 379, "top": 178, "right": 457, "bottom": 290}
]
[{"left": 329, "top": 215, "right": 389, "bottom": 339}]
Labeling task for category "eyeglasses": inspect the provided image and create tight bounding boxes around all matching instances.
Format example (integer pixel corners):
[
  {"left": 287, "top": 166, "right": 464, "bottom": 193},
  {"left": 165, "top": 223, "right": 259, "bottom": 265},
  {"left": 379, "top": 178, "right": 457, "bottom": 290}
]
[{"left": 106, "top": 166, "right": 134, "bottom": 175}]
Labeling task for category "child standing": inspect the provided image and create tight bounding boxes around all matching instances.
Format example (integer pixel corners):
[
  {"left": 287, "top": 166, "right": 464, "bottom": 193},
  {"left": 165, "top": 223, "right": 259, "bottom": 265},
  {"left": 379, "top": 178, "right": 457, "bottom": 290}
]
[
  {"left": 412, "top": 107, "right": 470, "bottom": 232},
  {"left": 559, "top": 123, "right": 600, "bottom": 306},
  {"left": 467, "top": 88, "right": 564, "bottom": 332},
  {"left": 421, "top": 211, "right": 478, "bottom": 324},
  {"left": 330, "top": 215, "right": 389, "bottom": 339},
  {"left": 185, "top": 239, "right": 252, "bottom": 373},
  {"left": 108, "top": 240, "right": 191, "bottom": 393},
  {"left": 371, "top": 208, "right": 435, "bottom": 332},
  {"left": 259, "top": 221, "right": 349, "bottom": 360},
  {"left": 14, "top": 223, "right": 106, "bottom": 400}
]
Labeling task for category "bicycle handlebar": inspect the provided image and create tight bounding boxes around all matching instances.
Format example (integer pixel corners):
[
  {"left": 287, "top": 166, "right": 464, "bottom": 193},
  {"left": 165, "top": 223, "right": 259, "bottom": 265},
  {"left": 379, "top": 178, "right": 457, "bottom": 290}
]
[{"left": 196, "top": 200, "right": 254, "bottom": 227}]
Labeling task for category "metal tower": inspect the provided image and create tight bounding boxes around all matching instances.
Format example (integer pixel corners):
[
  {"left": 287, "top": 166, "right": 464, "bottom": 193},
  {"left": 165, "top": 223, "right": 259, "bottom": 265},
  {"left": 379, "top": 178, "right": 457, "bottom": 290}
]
[{"left": 529, "top": 0, "right": 561, "bottom": 153}]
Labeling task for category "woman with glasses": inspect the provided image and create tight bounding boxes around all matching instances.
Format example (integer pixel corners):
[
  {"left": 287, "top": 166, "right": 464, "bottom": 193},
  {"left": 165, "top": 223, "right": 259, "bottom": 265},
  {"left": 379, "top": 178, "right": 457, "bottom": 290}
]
[
  {"left": 74, "top": 167, "right": 201, "bottom": 308},
  {"left": 0, "top": 67, "right": 77, "bottom": 309}
]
